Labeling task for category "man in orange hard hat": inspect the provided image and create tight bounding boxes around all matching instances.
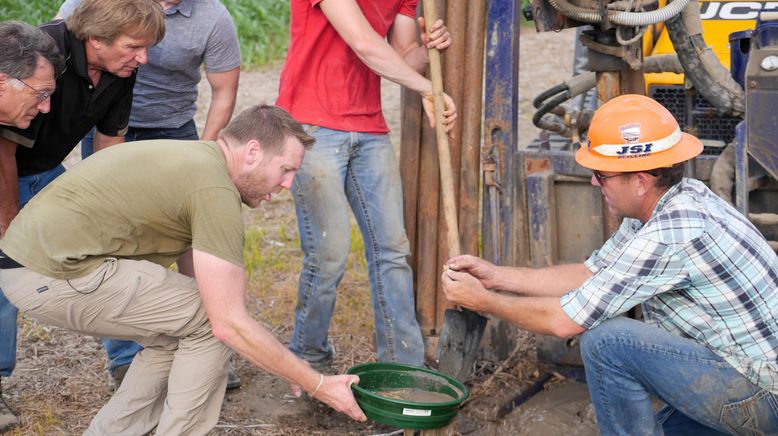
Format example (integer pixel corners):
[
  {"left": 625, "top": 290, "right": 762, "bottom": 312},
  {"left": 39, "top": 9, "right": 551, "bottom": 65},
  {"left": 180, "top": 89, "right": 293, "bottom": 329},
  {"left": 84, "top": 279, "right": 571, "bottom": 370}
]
[{"left": 442, "top": 94, "right": 778, "bottom": 434}]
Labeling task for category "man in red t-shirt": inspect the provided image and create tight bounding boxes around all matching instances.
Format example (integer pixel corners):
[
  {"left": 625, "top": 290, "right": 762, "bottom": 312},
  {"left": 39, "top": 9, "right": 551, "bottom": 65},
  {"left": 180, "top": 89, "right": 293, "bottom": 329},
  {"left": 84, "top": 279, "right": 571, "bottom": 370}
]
[{"left": 277, "top": 0, "right": 455, "bottom": 369}]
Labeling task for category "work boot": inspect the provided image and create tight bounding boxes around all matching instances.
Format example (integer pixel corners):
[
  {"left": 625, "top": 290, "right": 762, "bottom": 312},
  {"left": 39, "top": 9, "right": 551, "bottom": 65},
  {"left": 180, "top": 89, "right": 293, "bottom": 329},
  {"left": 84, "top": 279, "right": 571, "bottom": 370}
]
[
  {"left": 226, "top": 366, "right": 241, "bottom": 390},
  {"left": 109, "top": 363, "right": 131, "bottom": 391},
  {"left": 309, "top": 358, "right": 334, "bottom": 374},
  {"left": 0, "top": 378, "right": 20, "bottom": 431}
]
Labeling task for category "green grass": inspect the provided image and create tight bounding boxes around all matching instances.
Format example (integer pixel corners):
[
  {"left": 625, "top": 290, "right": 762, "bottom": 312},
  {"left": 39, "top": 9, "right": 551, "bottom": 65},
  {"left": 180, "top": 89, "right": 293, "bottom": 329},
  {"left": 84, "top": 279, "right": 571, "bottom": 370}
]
[
  {"left": 2, "top": 0, "right": 290, "bottom": 69},
  {"left": 243, "top": 222, "right": 368, "bottom": 288},
  {"left": 243, "top": 220, "right": 374, "bottom": 336},
  {"left": 1, "top": 0, "right": 61, "bottom": 25}
]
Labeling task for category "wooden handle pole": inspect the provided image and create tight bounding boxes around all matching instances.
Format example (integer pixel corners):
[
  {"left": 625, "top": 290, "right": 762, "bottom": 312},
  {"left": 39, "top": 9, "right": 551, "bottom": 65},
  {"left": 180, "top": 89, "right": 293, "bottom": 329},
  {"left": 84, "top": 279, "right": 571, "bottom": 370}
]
[{"left": 422, "top": 0, "right": 460, "bottom": 258}]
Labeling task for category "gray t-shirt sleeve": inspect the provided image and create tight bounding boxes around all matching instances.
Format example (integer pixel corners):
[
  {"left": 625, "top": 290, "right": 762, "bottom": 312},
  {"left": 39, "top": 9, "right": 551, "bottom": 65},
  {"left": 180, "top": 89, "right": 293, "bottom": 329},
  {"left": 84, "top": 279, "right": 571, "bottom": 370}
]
[
  {"left": 57, "top": 0, "right": 80, "bottom": 18},
  {"left": 203, "top": 8, "right": 242, "bottom": 73}
]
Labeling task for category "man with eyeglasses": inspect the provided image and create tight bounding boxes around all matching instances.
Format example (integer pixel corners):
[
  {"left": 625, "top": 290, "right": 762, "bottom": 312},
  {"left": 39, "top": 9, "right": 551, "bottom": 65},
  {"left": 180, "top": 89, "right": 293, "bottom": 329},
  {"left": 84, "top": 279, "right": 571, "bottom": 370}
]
[
  {"left": 0, "top": 21, "right": 62, "bottom": 135},
  {"left": 0, "top": 1, "right": 164, "bottom": 429},
  {"left": 0, "top": 0, "right": 164, "bottom": 235},
  {"left": 0, "top": 20, "right": 65, "bottom": 432},
  {"left": 441, "top": 94, "right": 778, "bottom": 434}
]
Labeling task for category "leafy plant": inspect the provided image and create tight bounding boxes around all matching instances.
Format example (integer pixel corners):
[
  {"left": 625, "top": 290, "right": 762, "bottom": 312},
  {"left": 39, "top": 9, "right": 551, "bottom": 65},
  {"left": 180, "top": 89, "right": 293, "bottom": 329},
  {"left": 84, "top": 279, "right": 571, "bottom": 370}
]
[
  {"left": 0, "top": 0, "right": 61, "bottom": 25},
  {"left": 224, "top": 0, "right": 290, "bottom": 68},
  {"left": 4, "top": 0, "right": 290, "bottom": 69}
]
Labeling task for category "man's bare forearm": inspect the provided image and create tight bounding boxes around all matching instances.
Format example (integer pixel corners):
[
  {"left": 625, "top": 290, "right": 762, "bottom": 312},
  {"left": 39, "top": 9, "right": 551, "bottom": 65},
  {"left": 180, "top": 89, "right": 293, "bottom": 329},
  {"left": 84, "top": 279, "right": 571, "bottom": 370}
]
[
  {"left": 493, "top": 263, "right": 593, "bottom": 297},
  {"left": 401, "top": 45, "right": 430, "bottom": 74},
  {"left": 201, "top": 68, "right": 239, "bottom": 141},
  {"left": 93, "top": 131, "right": 125, "bottom": 153},
  {"left": 321, "top": 0, "right": 433, "bottom": 96},
  {"left": 482, "top": 293, "right": 586, "bottom": 338}
]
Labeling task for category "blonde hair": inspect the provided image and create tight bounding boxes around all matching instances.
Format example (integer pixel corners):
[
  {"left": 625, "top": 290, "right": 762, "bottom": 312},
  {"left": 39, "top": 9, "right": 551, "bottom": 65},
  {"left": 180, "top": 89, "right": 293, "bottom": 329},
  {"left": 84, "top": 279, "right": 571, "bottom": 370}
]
[{"left": 66, "top": 0, "right": 165, "bottom": 45}]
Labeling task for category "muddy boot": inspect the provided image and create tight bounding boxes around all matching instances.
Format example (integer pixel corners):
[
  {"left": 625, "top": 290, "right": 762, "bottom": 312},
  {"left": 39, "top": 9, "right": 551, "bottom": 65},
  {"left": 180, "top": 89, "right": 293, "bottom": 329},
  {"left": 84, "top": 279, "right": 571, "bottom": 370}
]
[
  {"left": 226, "top": 366, "right": 241, "bottom": 390},
  {"left": 0, "top": 379, "right": 20, "bottom": 431},
  {"left": 109, "top": 363, "right": 131, "bottom": 391},
  {"left": 309, "top": 358, "right": 334, "bottom": 375}
]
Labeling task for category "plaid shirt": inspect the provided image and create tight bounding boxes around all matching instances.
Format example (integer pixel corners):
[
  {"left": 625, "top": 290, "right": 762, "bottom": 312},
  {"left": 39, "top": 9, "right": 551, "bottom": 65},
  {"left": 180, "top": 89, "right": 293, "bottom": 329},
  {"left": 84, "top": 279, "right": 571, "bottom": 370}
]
[{"left": 561, "top": 178, "right": 778, "bottom": 393}]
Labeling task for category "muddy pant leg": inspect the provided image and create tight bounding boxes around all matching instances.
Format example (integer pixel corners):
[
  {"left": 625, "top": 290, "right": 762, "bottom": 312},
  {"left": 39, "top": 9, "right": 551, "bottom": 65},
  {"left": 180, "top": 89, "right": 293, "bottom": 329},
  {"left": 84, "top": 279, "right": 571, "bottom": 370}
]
[
  {"left": 346, "top": 132, "right": 423, "bottom": 365},
  {"left": 654, "top": 405, "right": 726, "bottom": 436},
  {"left": 290, "top": 126, "right": 351, "bottom": 365},
  {"left": 581, "top": 317, "right": 778, "bottom": 436}
]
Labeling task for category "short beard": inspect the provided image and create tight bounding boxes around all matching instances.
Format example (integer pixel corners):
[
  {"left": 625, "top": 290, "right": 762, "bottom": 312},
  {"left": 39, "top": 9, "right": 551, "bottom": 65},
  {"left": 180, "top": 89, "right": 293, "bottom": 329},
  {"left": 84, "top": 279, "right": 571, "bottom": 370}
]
[{"left": 236, "top": 173, "right": 261, "bottom": 206}]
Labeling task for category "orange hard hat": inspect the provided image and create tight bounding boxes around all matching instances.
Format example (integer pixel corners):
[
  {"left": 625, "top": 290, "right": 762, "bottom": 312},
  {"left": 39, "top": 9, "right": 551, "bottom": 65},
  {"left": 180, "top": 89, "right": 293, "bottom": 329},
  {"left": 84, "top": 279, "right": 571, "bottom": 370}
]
[{"left": 575, "top": 94, "right": 703, "bottom": 172}]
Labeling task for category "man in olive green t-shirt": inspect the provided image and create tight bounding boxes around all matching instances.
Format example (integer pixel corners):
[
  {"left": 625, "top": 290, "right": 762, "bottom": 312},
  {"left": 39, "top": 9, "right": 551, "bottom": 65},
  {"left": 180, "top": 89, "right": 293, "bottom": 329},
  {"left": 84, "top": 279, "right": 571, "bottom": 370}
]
[{"left": 0, "top": 105, "right": 367, "bottom": 434}]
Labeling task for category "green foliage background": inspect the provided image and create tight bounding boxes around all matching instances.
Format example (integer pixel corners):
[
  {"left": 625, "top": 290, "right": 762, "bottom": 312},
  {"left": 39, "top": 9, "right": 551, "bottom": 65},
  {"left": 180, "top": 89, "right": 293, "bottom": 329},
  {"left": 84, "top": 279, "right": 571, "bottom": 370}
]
[{"left": 1, "top": 0, "right": 290, "bottom": 69}]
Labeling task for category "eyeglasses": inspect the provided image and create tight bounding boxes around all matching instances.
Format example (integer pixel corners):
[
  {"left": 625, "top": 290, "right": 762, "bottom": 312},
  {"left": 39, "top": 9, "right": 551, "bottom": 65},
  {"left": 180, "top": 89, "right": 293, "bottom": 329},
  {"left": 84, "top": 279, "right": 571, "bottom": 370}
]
[
  {"left": 592, "top": 170, "right": 660, "bottom": 185},
  {"left": 12, "top": 77, "right": 54, "bottom": 104},
  {"left": 592, "top": 170, "right": 628, "bottom": 185}
]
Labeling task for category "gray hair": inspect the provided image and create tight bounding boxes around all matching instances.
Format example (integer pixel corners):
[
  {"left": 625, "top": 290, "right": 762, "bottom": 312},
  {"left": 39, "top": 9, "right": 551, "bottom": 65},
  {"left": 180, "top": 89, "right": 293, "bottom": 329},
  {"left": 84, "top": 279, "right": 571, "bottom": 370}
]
[{"left": 0, "top": 21, "right": 65, "bottom": 80}]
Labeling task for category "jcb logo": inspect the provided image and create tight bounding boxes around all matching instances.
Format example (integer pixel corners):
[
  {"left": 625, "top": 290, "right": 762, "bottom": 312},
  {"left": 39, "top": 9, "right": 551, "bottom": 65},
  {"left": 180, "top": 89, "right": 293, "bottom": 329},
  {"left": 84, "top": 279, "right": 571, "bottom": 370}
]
[
  {"left": 616, "top": 144, "right": 654, "bottom": 155},
  {"left": 700, "top": 1, "right": 778, "bottom": 20}
]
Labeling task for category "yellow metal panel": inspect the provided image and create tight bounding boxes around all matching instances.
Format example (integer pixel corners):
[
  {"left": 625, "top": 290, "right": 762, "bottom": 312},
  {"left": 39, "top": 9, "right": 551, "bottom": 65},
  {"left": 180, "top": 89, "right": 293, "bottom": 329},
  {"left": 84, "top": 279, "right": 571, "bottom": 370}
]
[
  {"left": 645, "top": 0, "right": 769, "bottom": 89},
  {"left": 645, "top": 71, "right": 685, "bottom": 86}
]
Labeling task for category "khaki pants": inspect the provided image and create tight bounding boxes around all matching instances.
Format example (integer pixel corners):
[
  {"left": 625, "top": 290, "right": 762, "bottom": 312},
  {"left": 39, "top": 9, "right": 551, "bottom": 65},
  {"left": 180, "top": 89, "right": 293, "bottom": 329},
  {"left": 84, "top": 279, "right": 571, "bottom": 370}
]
[{"left": 0, "top": 259, "right": 232, "bottom": 435}]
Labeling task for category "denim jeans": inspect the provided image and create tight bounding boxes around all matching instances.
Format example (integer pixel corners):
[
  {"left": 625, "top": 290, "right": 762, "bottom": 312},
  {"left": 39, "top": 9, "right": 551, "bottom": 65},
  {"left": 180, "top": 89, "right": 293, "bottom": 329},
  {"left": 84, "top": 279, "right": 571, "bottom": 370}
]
[
  {"left": 581, "top": 317, "right": 778, "bottom": 436},
  {"left": 0, "top": 164, "right": 66, "bottom": 377},
  {"left": 290, "top": 126, "right": 424, "bottom": 366},
  {"left": 80, "top": 119, "right": 198, "bottom": 159},
  {"left": 81, "top": 120, "right": 198, "bottom": 373}
]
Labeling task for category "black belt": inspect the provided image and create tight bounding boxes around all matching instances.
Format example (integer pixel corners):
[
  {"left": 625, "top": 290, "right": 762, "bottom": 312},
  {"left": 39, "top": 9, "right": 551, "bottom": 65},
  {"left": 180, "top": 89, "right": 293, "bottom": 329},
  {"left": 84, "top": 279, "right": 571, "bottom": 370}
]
[{"left": 0, "top": 250, "right": 23, "bottom": 269}]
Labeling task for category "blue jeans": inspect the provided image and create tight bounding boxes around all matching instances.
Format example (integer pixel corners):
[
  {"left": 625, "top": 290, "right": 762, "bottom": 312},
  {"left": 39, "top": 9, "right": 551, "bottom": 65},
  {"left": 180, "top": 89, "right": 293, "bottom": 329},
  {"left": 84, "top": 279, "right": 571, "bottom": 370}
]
[
  {"left": 290, "top": 126, "right": 424, "bottom": 366},
  {"left": 81, "top": 120, "right": 198, "bottom": 374},
  {"left": 581, "top": 317, "right": 778, "bottom": 435},
  {"left": 0, "top": 164, "right": 66, "bottom": 376},
  {"left": 80, "top": 119, "right": 198, "bottom": 159}
]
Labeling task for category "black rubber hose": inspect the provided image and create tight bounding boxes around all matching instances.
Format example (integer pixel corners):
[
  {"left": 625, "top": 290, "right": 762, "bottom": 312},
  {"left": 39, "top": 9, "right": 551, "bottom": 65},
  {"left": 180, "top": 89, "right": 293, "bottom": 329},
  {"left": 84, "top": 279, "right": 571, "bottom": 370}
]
[
  {"left": 532, "top": 91, "right": 571, "bottom": 128},
  {"left": 665, "top": 4, "right": 745, "bottom": 116},
  {"left": 533, "top": 83, "right": 568, "bottom": 109}
]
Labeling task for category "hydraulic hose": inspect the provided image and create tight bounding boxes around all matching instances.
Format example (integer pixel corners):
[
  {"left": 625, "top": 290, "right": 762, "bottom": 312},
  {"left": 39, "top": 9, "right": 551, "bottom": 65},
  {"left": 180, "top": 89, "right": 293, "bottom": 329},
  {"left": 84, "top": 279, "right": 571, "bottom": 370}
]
[
  {"left": 645, "top": 53, "right": 684, "bottom": 74},
  {"left": 532, "top": 72, "right": 596, "bottom": 129},
  {"left": 546, "top": 0, "right": 688, "bottom": 26},
  {"left": 665, "top": 0, "right": 745, "bottom": 116},
  {"left": 533, "top": 83, "right": 568, "bottom": 109},
  {"left": 530, "top": 55, "right": 682, "bottom": 137},
  {"left": 533, "top": 92, "right": 571, "bottom": 129}
]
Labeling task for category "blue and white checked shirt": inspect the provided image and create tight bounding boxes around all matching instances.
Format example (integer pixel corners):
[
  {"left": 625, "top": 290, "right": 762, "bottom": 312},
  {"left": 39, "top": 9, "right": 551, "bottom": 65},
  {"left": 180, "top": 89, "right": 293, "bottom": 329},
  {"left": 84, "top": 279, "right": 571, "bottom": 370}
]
[{"left": 561, "top": 178, "right": 778, "bottom": 393}]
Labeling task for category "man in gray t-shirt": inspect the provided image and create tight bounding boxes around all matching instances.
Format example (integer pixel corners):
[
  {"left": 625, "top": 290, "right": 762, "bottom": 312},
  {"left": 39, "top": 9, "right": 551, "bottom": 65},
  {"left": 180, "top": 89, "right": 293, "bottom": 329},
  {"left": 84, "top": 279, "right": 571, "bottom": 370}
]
[
  {"left": 58, "top": 0, "right": 241, "bottom": 143},
  {"left": 57, "top": 0, "right": 242, "bottom": 387}
]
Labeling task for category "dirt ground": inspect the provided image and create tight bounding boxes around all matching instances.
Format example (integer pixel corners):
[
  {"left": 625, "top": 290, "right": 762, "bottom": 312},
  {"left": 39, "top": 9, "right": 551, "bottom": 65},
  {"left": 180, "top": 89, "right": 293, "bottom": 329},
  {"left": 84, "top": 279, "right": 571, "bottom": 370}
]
[{"left": 4, "top": 28, "right": 597, "bottom": 435}]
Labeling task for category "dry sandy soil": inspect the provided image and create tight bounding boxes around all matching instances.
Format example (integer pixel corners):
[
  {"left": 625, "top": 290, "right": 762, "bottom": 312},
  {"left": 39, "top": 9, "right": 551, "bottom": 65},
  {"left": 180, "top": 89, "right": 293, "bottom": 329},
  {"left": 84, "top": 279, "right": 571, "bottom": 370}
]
[{"left": 4, "top": 28, "right": 598, "bottom": 435}]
